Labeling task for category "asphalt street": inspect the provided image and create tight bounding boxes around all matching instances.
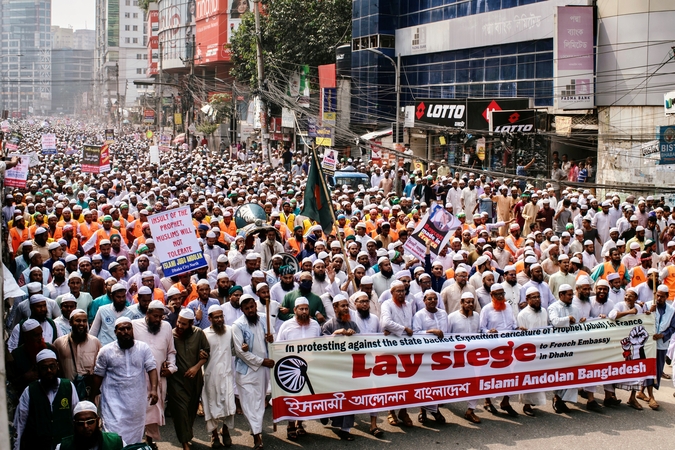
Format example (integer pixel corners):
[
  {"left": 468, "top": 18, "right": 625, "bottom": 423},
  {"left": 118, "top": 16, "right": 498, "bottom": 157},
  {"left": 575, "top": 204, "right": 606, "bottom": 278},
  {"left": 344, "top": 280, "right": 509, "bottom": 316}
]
[{"left": 156, "top": 367, "right": 675, "bottom": 450}]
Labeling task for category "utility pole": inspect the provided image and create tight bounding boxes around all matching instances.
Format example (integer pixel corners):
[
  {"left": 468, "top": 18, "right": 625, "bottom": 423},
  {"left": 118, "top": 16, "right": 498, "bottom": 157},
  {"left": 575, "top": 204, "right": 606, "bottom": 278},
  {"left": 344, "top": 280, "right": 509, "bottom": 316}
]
[
  {"left": 253, "top": 0, "right": 270, "bottom": 163},
  {"left": 158, "top": 41, "right": 163, "bottom": 141},
  {"left": 115, "top": 62, "right": 121, "bottom": 131}
]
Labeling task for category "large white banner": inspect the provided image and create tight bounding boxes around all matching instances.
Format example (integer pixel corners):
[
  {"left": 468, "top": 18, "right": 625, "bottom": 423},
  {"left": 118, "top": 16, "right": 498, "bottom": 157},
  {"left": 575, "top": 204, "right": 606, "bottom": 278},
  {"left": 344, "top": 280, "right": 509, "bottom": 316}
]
[
  {"left": 148, "top": 206, "right": 208, "bottom": 277},
  {"left": 270, "top": 315, "right": 656, "bottom": 421}
]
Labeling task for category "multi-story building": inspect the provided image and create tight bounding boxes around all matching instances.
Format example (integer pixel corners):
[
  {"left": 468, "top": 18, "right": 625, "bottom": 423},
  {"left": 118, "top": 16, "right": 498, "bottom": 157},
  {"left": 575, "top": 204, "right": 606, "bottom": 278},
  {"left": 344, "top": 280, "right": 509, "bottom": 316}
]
[
  {"left": 95, "top": 0, "right": 148, "bottom": 119},
  {"left": 0, "top": 0, "right": 52, "bottom": 116},
  {"left": 349, "top": 0, "right": 675, "bottom": 190},
  {"left": 73, "top": 29, "right": 96, "bottom": 50},
  {"left": 51, "top": 25, "right": 73, "bottom": 49},
  {"left": 52, "top": 26, "right": 94, "bottom": 115}
]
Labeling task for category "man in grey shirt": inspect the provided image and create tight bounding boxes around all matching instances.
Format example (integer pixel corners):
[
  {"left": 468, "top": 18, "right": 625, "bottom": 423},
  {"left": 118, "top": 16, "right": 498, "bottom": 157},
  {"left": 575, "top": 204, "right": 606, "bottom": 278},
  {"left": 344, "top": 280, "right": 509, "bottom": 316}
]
[{"left": 554, "top": 198, "right": 573, "bottom": 236}]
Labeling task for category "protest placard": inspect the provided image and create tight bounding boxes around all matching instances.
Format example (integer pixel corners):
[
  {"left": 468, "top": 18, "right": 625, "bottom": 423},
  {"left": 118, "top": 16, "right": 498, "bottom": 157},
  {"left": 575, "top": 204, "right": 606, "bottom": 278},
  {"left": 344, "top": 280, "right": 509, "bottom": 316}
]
[
  {"left": 5, "top": 154, "right": 31, "bottom": 188},
  {"left": 403, "top": 204, "right": 460, "bottom": 262},
  {"left": 41, "top": 133, "right": 57, "bottom": 154},
  {"left": 82, "top": 145, "right": 102, "bottom": 173},
  {"left": 5, "top": 131, "right": 22, "bottom": 151},
  {"left": 321, "top": 149, "right": 338, "bottom": 175},
  {"left": 147, "top": 206, "right": 207, "bottom": 277}
]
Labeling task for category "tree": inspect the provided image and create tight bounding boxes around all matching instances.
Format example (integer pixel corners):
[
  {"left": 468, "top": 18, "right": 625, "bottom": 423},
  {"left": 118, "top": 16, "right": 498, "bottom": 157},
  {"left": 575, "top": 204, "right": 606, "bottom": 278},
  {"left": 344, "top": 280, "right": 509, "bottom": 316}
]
[{"left": 229, "top": 0, "right": 351, "bottom": 88}]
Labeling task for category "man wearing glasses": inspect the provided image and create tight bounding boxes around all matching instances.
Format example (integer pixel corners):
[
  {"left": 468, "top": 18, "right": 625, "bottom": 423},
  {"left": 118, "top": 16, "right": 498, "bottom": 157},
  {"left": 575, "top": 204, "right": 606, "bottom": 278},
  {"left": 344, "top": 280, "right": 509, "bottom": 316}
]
[{"left": 56, "top": 401, "right": 124, "bottom": 450}]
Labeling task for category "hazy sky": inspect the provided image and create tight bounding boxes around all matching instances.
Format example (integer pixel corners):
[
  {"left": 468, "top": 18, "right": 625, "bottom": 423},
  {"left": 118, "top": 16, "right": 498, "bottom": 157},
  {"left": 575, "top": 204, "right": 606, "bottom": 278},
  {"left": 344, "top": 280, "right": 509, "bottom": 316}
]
[{"left": 52, "top": 0, "right": 96, "bottom": 30}]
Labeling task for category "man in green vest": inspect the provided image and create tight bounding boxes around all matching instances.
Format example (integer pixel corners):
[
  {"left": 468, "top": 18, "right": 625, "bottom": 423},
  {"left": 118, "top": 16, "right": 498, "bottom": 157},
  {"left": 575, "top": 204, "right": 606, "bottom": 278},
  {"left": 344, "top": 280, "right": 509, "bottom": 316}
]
[
  {"left": 13, "top": 349, "right": 79, "bottom": 450},
  {"left": 56, "top": 401, "right": 124, "bottom": 450}
]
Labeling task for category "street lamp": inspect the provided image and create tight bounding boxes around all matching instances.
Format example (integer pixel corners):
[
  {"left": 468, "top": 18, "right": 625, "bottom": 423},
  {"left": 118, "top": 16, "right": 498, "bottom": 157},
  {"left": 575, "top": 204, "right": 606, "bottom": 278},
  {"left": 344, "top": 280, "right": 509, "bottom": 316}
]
[{"left": 366, "top": 48, "right": 401, "bottom": 144}]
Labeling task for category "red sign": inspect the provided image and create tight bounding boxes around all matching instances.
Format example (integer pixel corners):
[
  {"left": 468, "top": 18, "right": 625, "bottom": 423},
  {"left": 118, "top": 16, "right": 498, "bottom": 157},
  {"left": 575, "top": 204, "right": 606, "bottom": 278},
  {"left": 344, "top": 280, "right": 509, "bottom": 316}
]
[{"left": 195, "top": 0, "right": 230, "bottom": 64}]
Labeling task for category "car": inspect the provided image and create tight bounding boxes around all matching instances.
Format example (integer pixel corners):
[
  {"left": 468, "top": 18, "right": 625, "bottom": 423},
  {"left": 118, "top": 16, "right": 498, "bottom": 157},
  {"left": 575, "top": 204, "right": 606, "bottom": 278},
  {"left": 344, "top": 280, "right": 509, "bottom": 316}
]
[{"left": 329, "top": 170, "right": 371, "bottom": 191}]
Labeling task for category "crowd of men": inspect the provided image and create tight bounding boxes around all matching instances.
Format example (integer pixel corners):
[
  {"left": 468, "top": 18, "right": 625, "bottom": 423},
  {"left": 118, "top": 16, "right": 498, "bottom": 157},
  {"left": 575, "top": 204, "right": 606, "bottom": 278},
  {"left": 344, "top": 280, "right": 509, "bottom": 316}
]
[{"left": 3, "top": 119, "right": 675, "bottom": 450}]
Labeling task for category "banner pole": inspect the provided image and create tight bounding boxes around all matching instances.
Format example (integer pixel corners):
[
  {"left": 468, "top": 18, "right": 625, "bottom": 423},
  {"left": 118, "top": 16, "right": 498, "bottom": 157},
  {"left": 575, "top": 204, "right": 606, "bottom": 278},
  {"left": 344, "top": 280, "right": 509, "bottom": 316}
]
[{"left": 310, "top": 144, "right": 358, "bottom": 292}]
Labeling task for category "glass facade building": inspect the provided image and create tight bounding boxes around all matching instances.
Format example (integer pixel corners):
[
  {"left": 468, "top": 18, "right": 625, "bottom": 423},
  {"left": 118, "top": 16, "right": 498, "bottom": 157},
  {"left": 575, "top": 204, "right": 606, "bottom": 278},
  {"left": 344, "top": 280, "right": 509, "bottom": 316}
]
[{"left": 351, "top": 0, "right": 565, "bottom": 125}]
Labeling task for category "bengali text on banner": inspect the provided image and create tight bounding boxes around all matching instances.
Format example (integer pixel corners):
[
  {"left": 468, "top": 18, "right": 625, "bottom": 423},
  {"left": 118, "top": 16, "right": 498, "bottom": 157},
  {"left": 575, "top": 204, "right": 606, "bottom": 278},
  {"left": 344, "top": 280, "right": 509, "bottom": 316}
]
[{"left": 270, "top": 315, "right": 656, "bottom": 421}]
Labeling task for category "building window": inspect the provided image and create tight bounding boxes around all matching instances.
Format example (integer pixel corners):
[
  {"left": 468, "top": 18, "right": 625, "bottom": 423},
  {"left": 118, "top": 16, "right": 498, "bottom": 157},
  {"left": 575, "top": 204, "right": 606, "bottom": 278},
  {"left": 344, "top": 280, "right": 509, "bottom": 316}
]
[
  {"left": 133, "top": 13, "right": 138, "bottom": 18},
  {"left": 125, "top": 25, "right": 130, "bottom": 31},
  {"left": 125, "top": 37, "right": 130, "bottom": 43},
  {"left": 136, "top": 68, "right": 142, "bottom": 74},
  {"left": 125, "top": 0, "right": 130, "bottom": 5},
  {"left": 137, "top": 53, "right": 142, "bottom": 59},
  {"left": 143, "top": 54, "right": 148, "bottom": 59},
  {"left": 133, "top": 38, "right": 138, "bottom": 43},
  {"left": 133, "top": 0, "right": 139, "bottom": 5},
  {"left": 124, "top": 12, "right": 130, "bottom": 18},
  {"left": 133, "top": 25, "right": 138, "bottom": 31}
]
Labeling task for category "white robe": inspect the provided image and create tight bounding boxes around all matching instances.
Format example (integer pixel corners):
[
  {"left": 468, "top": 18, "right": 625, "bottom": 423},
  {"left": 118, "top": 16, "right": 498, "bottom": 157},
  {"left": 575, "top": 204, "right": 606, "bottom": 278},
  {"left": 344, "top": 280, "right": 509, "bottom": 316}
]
[
  {"left": 516, "top": 306, "right": 549, "bottom": 406},
  {"left": 202, "top": 326, "right": 236, "bottom": 432},
  {"left": 94, "top": 340, "right": 157, "bottom": 445},
  {"left": 447, "top": 311, "right": 480, "bottom": 333}
]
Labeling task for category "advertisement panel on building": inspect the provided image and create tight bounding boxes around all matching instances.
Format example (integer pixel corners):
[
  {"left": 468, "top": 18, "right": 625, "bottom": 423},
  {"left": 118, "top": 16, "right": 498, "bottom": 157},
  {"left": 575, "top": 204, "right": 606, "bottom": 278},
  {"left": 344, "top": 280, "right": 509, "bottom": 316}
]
[
  {"left": 555, "top": 5, "right": 595, "bottom": 110},
  {"left": 489, "top": 110, "right": 539, "bottom": 133},
  {"left": 158, "top": 0, "right": 190, "bottom": 69},
  {"left": 195, "top": 0, "right": 231, "bottom": 63},
  {"left": 659, "top": 126, "right": 675, "bottom": 165},
  {"left": 665, "top": 90, "right": 675, "bottom": 116},
  {"left": 413, "top": 98, "right": 530, "bottom": 131}
]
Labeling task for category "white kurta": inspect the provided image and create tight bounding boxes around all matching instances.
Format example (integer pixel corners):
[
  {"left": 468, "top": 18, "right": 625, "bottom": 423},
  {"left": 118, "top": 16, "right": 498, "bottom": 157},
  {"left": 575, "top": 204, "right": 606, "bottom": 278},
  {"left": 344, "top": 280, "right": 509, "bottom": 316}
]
[
  {"left": 447, "top": 311, "right": 480, "bottom": 333},
  {"left": 222, "top": 302, "right": 244, "bottom": 326},
  {"left": 380, "top": 299, "right": 413, "bottom": 336},
  {"left": 516, "top": 306, "right": 549, "bottom": 405},
  {"left": 479, "top": 303, "right": 517, "bottom": 332},
  {"left": 232, "top": 315, "right": 270, "bottom": 435},
  {"left": 202, "top": 326, "right": 236, "bottom": 432},
  {"left": 413, "top": 309, "right": 449, "bottom": 334},
  {"left": 350, "top": 309, "right": 382, "bottom": 334},
  {"left": 94, "top": 340, "right": 157, "bottom": 445},
  {"left": 131, "top": 319, "right": 177, "bottom": 429},
  {"left": 277, "top": 318, "right": 322, "bottom": 341}
]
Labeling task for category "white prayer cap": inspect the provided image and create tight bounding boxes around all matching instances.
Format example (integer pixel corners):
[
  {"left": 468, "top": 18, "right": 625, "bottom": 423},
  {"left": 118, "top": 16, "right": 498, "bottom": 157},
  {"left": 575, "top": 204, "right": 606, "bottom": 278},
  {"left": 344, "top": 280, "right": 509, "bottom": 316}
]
[
  {"left": 577, "top": 276, "right": 591, "bottom": 286},
  {"left": 100, "top": 239, "right": 111, "bottom": 246},
  {"left": 583, "top": 240, "right": 593, "bottom": 246},
  {"left": 629, "top": 242, "right": 641, "bottom": 250},
  {"left": 136, "top": 254, "right": 149, "bottom": 261},
  {"left": 423, "top": 289, "right": 438, "bottom": 298},
  {"left": 312, "top": 258, "right": 325, "bottom": 267},
  {"left": 460, "top": 292, "right": 475, "bottom": 300},
  {"left": 525, "top": 287, "right": 540, "bottom": 296},
  {"left": 196, "top": 279, "right": 210, "bottom": 287},
  {"left": 390, "top": 280, "right": 404, "bottom": 289},
  {"left": 360, "top": 276, "right": 373, "bottom": 285},
  {"left": 72, "top": 401, "right": 98, "bottom": 417},
  {"left": 111, "top": 283, "right": 126, "bottom": 293},
  {"left": 475, "top": 255, "right": 489, "bottom": 266},
  {"left": 332, "top": 293, "right": 348, "bottom": 304},
  {"left": 245, "top": 252, "right": 261, "bottom": 261},
  {"left": 635, "top": 226, "right": 644, "bottom": 232},
  {"left": 558, "top": 254, "right": 569, "bottom": 262},
  {"left": 167, "top": 287, "right": 182, "bottom": 297},
  {"left": 217, "top": 272, "right": 229, "bottom": 280},
  {"left": 29, "top": 294, "right": 48, "bottom": 305},
  {"left": 596, "top": 280, "right": 610, "bottom": 288},
  {"left": 561, "top": 232, "right": 571, "bottom": 238},
  {"left": 395, "top": 270, "right": 411, "bottom": 280},
  {"left": 432, "top": 259, "right": 445, "bottom": 267},
  {"left": 206, "top": 231, "right": 217, "bottom": 239},
  {"left": 26, "top": 282, "right": 43, "bottom": 294},
  {"left": 47, "top": 242, "right": 60, "bottom": 251},
  {"left": 550, "top": 236, "right": 560, "bottom": 243},
  {"left": 68, "top": 272, "right": 82, "bottom": 281},
  {"left": 138, "top": 286, "right": 153, "bottom": 295},
  {"left": 504, "top": 265, "right": 516, "bottom": 273},
  {"left": 53, "top": 261, "right": 65, "bottom": 269},
  {"left": 481, "top": 270, "right": 494, "bottom": 280},
  {"left": 294, "top": 297, "right": 309, "bottom": 307},
  {"left": 530, "top": 263, "right": 542, "bottom": 270},
  {"left": 148, "top": 300, "right": 167, "bottom": 312},
  {"left": 626, "top": 287, "right": 639, "bottom": 295},
  {"left": 377, "top": 256, "right": 389, "bottom": 265},
  {"left": 570, "top": 257, "right": 581, "bottom": 264},
  {"left": 36, "top": 349, "right": 57, "bottom": 363},
  {"left": 207, "top": 304, "right": 222, "bottom": 315},
  {"left": 60, "top": 293, "right": 77, "bottom": 304},
  {"left": 490, "top": 283, "right": 504, "bottom": 292},
  {"left": 658, "top": 285, "right": 669, "bottom": 294},
  {"left": 217, "top": 254, "right": 229, "bottom": 263},
  {"left": 114, "top": 316, "right": 132, "bottom": 327},
  {"left": 558, "top": 284, "right": 573, "bottom": 293},
  {"left": 455, "top": 267, "right": 468, "bottom": 275},
  {"left": 414, "top": 266, "right": 425, "bottom": 274},
  {"left": 178, "top": 308, "right": 195, "bottom": 320},
  {"left": 251, "top": 270, "right": 265, "bottom": 278},
  {"left": 524, "top": 256, "right": 538, "bottom": 264},
  {"left": 22, "top": 319, "right": 41, "bottom": 332}
]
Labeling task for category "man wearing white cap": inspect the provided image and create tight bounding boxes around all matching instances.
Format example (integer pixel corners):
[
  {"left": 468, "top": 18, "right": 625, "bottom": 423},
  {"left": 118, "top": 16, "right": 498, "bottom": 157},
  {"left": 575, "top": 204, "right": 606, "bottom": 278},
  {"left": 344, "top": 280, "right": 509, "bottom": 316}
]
[
  {"left": 518, "top": 264, "right": 556, "bottom": 311},
  {"left": 186, "top": 279, "right": 221, "bottom": 329},
  {"left": 56, "top": 401, "right": 124, "bottom": 450},
  {"left": 58, "top": 272, "right": 94, "bottom": 312},
  {"left": 93, "top": 317, "right": 158, "bottom": 446},
  {"left": 90, "top": 284, "right": 133, "bottom": 346},
  {"left": 517, "top": 286, "right": 549, "bottom": 415},
  {"left": 53, "top": 308, "right": 101, "bottom": 395},
  {"left": 168, "top": 308, "right": 210, "bottom": 450},
  {"left": 202, "top": 304, "right": 236, "bottom": 448},
  {"left": 132, "top": 300, "right": 176, "bottom": 448},
  {"left": 441, "top": 268, "right": 478, "bottom": 313},
  {"left": 54, "top": 294, "right": 78, "bottom": 336},
  {"left": 8, "top": 294, "right": 62, "bottom": 353},
  {"left": 233, "top": 294, "right": 275, "bottom": 449},
  {"left": 230, "top": 252, "right": 260, "bottom": 287},
  {"left": 13, "top": 349, "right": 79, "bottom": 450},
  {"left": 548, "top": 255, "right": 576, "bottom": 298},
  {"left": 203, "top": 230, "right": 226, "bottom": 271}
]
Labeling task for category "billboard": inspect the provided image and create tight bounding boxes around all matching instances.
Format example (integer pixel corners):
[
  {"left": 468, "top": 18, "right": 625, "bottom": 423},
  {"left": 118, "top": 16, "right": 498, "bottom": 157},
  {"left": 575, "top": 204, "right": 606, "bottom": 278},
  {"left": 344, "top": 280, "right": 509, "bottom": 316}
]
[
  {"left": 195, "top": 0, "right": 231, "bottom": 64},
  {"left": 665, "top": 91, "right": 675, "bottom": 116},
  {"left": 413, "top": 98, "right": 530, "bottom": 131},
  {"left": 660, "top": 126, "right": 675, "bottom": 165},
  {"left": 555, "top": 6, "right": 595, "bottom": 110}
]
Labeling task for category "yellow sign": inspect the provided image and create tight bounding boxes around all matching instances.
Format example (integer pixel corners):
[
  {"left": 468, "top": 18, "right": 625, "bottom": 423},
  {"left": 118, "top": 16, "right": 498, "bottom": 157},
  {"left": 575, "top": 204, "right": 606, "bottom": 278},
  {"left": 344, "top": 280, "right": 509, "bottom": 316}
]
[
  {"left": 146, "top": 130, "right": 154, "bottom": 139},
  {"left": 439, "top": 136, "right": 446, "bottom": 145},
  {"left": 315, "top": 137, "right": 333, "bottom": 147},
  {"left": 476, "top": 137, "right": 486, "bottom": 161},
  {"left": 174, "top": 113, "right": 182, "bottom": 125},
  {"left": 413, "top": 160, "right": 425, "bottom": 173}
]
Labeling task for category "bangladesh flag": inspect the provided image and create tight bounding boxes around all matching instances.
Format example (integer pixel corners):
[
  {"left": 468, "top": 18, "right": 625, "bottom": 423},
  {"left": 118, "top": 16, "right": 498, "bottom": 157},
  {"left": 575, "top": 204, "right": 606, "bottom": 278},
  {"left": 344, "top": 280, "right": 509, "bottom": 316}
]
[{"left": 301, "top": 153, "right": 334, "bottom": 233}]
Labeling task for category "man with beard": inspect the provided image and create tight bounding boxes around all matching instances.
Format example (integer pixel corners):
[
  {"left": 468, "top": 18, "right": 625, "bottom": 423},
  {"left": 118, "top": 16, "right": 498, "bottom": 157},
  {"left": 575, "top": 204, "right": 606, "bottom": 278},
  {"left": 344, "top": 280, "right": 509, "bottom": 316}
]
[
  {"left": 47, "top": 261, "right": 69, "bottom": 299},
  {"left": 53, "top": 309, "right": 101, "bottom": 399},
  {"left": 380, "top": 281, "right": 414, "bottom": 427},
  {"left": 571, "top": 276, "right": 593, "bottom": 318},
  {"left": 231, "top": 252, "right": 260, "bottom": 287},
  {"left": 90, "top": 284, "right": 134, "bottom": 345},
  {"left": 372, "top": 257, "right": 395, "bottom": 297},
  {"left": 208, "top": 254, "right": 234, "bottom": 288},
  {"left": 44, "top": 241, "right": 65, "bottom": 273},
  {"left": 233, "top": 293, "right": 275, "bottom": 450},
  {"left": 311, "top": 259, "right": 340, "bottom": 298},
  {"left": 222, "top": 286, "right": 245, "bottom": 326},
  {"left": 479, "top": 284, "right": 520, "bottom": 416},
  {"left": 519, "top": 264, "right": 556, "bottom": 310},
  {"left": 54, "top": 294, "right": 78, "bottom": 336},
  {"left": 8, "top": 295, "right": 62, "bottom": 353},
  {"left": 167, "top": 308, "right": 210, "bottom": 450},
  {"left": 32, "top": 226, "right": 51, "bottom": 261},
  {"left": 203, "top": 231, "right": 226, "bottom": 271},
  {"left": 186, "top": 279, "right": 220, "bottom": 329},
  {"left": 548, "top": 284, "right": 591, "bottom": 413},
  {"left": 266, "top": 254, "right": 284, "bottom": 284},
  {"left": 211, "top": 272, "right": 230, "bottom": 303},
  {"left": 548, "top": 255, "right": 576, "bottom": 298},
  {"left": 202, "top": 305, "right": 236, "bottom": 448},
  {"left": 447, "top": 292, "right": 482, "bottom": 423},
  {"left": 93, "top": 317, "right": 158, "bottom": 445},
  {"left": 9, "top": 319, "right": 58, "bottom": 396},
  {"left": 78, "top": 258, "right": 105, "bottom": 301},
  {"left": 260, "top": 230, "right": 284, "bottom": 270},
  {"left": 412, "top": 290, "right": 448, "bottom": 425},
  {"left": 285, "top": 225, "right": 305, "bottom": 257},
  {"left": 475, "top": 271, "right": 496, "bottom": 309},
  {"left": 132, "top": 300, "right": 176, "bottom": 448},
  {"left": 255, "top": 282, "right": 281, "bottom": 336},
  {"left": 13, "top": 349, "right": 79, "bottom": 450},
  {"left": 278, "top": 271, "right": 327, "bottom": 323},
  {"left": 278, "top": 298, "right": 322, "bottom": 439},
  {"left": 505, "top": 223, "right": 524, "bottom": 257},
  {"left": 243, "top": 270, "right": 267, "bottom": 300},
  {"left": 441, "top": 268, "right": 477, "bottom": 313},
  {"left": 516, "top": 287, "right": 549, "bottom": 416},
  {"left": 320, "top": 295, "right": 360, "bottom": 440},
  {"left": 356, "top": 251, "right": 375, "bottom": 276},
  {"left": 634, "top": 268, "right": 660, "bottom": 303},
  {"left": 341, "top": 264, "right": 366, "bottom": 296},
  {"left": 91, "top": 254, "right": 112, "bottom": 281},
  {"left": 270, "top": 265, "right": 297, "bottom": 305},
  {"left": 56, "top": 401, "right": 124, "bottom": 450},
  {"left": 59, "top": 272, "right": 93, "bottom": 313},
  {"left": 18, "top": 250, "right": 50, "bottom": 287}
]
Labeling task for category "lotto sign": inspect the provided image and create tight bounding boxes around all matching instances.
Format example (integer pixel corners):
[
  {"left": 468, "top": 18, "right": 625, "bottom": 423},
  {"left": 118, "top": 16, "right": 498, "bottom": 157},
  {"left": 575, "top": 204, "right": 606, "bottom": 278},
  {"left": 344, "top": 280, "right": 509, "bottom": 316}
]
[
  {"left": 148, "top": 206, "right": 208, "bottom": 277},
  {"left": 271, "top": 315, "right": 656, "bottom": 421}
]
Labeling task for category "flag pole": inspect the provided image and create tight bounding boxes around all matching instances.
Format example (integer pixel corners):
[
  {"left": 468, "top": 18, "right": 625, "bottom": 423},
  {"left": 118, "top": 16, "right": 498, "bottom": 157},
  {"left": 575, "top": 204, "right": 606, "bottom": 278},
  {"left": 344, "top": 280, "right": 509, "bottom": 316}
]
[{"left": 310, "top": 144, "right": 358, "bottom": 292}]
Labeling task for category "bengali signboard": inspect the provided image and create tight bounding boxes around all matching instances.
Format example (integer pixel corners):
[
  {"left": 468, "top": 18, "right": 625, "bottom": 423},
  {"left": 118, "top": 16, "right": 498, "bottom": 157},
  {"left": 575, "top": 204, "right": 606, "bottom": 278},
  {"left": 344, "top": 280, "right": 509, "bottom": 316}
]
[
  {"left": 555, "top": 6, "right": 595, "bottom": 110},
  {"left": 41, "top": 133, "right": 57, "bottom": 154},
  {"left": 315, "top": 127, "right": 333, "bottom": 147},
  {"left": 271, "top": 315, "right": 656, "bottom": 421},
  {"left": 5, "top": 131, "right": 22, "bottom": 151},
  {"left": 148, "top": 205, "right": 208, "bottom": 277},
  {"left": 5, "top": 154, "right": 30, "bottom": 188},
  {"left": 659, "top": 126, "right": 675, "bottom": 165},
  {"left": 81, "top": 144, "right": 110, "bottom": 173},
  {"left": 403, "top": 204, "right": 460, "bottom": 262}
]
